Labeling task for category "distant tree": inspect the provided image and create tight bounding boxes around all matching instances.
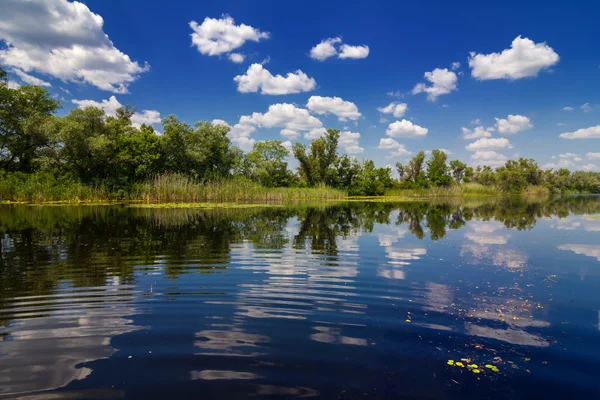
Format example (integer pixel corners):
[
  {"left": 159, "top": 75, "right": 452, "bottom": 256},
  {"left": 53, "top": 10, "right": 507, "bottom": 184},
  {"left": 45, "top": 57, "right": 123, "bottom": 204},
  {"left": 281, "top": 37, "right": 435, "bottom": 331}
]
[
  {"left": 403, "top": 151, "right": 427, "bottom": 187},
  {"left": 449, "top": 159, "right": 467, "bottom": 183},
  {"left": 0, "top": 65, "right": 7, "bottom": 87},
  {"left": 427, "top": 149, "right": 452, "bottom": 186},
  {"left": 395, "top": 162, "right": 405, "bottom": 181},
  {"left": 293, "top": 129, "right": 339, "bottom": 186},
  {"left": 246, "top": 140, "right": 293, "bottom": 187}
]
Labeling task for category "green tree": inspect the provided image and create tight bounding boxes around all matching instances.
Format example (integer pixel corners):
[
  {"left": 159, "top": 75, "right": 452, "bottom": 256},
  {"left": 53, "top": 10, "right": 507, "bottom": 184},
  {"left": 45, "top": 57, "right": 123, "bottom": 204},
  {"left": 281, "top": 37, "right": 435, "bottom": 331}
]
[
  {"left": 427, "top": 149, "right": 452, "bottom": 186},
  {"left": 293, "top": 129, "right": 339, "bottom": 186},
  {"left": 449, "top": 159, "right": 467, "bottom": 183},
  {"left": 0, "top": 84, "right": 61, "bottom": 172},
  {"left": 403, "top": 151, "right": 427, "bottom": 187},
  {"left": 245, "top": 140, "right": 293, "bottom": 187}
]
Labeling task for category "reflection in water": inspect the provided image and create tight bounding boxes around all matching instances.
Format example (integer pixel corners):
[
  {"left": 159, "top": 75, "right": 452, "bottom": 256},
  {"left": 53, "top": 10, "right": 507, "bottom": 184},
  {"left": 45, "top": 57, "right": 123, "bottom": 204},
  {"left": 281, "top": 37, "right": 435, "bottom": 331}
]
[{"left": 0, "top": 195, "right": 599, "bottom": 398}]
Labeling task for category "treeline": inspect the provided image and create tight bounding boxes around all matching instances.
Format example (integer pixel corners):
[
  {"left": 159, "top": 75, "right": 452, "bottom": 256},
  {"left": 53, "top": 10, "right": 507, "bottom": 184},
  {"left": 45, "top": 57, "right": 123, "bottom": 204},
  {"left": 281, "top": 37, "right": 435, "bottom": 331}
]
[{"left": 1, "top": 66, "right": 599, "bottom": 200}]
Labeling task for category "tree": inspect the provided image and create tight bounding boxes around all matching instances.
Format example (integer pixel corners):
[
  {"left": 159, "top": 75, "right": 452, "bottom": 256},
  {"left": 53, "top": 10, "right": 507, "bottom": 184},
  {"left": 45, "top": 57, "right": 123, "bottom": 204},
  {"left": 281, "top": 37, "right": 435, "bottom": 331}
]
[
  {"left": 427, "top": 149, "right": 452, "bottom": 186},
  {"left": 403, "top": 151, "right": 427, "bottom": 187},
  {"left": 246, "top": 140, "right": 293, "bottom": 187},
  {"left": 396, "top": 162, "right": 405, "bottom": 181},
  {"left": 0, "top": 65, "right": 6, "bottom": 87},
  {"left": 0, "top": 84, "right": 61, "bottom": 172},
  {"left": 293, "top": 129, "right": 339, "bottom": 186},
  {"left": 449, "top": 160, "right": 467, "bottom": 183}
]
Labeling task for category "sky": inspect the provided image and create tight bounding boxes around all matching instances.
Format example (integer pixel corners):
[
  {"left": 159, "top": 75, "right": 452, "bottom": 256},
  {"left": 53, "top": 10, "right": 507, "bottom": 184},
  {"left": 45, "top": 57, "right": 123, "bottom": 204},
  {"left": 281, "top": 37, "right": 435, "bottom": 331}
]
[{"left": 1, "top": 0, "right": 599, "bottom": 171}]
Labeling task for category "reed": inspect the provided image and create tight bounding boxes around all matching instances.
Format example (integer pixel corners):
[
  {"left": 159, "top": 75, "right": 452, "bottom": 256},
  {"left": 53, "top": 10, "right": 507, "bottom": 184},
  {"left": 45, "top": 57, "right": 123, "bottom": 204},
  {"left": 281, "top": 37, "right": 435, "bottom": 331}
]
[{"left": 383, "top": 183, "right": 502, "bottom": 198}]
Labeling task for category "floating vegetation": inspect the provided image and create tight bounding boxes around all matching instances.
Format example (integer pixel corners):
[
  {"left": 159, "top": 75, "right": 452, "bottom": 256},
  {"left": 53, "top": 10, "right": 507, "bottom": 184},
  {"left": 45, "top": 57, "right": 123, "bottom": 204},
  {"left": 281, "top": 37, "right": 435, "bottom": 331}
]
[{"left": 447, "top": 359, "right": 500, "bottom": 375}]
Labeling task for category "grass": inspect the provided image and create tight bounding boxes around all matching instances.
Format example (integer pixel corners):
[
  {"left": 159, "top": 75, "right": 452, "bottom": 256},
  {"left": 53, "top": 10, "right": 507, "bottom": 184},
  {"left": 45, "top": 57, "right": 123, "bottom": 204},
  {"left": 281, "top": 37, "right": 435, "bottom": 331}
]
[{"left": 383, "top": 183, "right": 503, "bottom": 198}]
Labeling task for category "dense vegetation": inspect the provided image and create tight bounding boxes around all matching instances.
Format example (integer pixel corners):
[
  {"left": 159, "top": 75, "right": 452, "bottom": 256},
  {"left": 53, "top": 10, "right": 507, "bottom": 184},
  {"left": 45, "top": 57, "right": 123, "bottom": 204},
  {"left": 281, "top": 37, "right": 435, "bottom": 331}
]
[{"left": 1, "top": 65, "right": 598, "bottom": 202}]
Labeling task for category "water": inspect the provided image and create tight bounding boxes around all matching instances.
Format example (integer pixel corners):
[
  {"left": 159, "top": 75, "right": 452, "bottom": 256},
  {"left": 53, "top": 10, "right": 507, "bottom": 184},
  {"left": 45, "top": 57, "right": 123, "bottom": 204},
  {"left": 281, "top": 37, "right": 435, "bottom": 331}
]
[{"left": 1, "top": 196, "right": 600, "bottom": 399}]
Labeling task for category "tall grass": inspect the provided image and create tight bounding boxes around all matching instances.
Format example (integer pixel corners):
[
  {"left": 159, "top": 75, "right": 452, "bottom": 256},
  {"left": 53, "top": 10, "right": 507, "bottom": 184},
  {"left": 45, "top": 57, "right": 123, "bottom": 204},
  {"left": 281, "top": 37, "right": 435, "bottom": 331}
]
[
  {"left": 383, "top": 183, "right": 502, "bottom": 198},
  {"left": 135, "top": 174, "right": 345, "bottom": 202}
]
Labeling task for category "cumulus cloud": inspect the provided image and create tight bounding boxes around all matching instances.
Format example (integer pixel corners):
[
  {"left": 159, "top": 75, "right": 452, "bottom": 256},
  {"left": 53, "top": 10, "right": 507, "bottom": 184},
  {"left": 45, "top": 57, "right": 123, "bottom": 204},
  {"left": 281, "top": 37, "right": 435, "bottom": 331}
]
[
  {"left": 234, "top": 64, "right": 316, "bottom": 95},
  {"left": 189, "top": 15, "right": 268, "bottom": 56},
  {"left": 581, "top": 163, "right": 600, "bottom": 172},
  {"left": 281, "top": 140, "right": 293, "bottom": 151},
  {"left": 211, "top": 119, "right": 230, "bottom": 127},
  {"left": 304, "top": 128, "right": 327, "bottom": 140},
  {"left": 386, "top": 120, "right": 428, "bottom": 138},
  {"left": 228, "top": 103, "right": 323, "bottom": 144},
  {"left": 306, "top": 96, "right": 361, "bottom": 121},
  {"left": 412, "top": 68, "right": 458, "bottom": 101},
  {"left": 338, "top": 44, "right": 370, "bottom": 59},
  {"left": 562, "top": 106, "right": 574, "bottom": 111},
  {"left": 558, "top": 244, "right": 600, "bottom": 262},
  {"left": 451, "top": 62, "right": 461, "bottom": 70},
  {"left": 581, "top": 103, "right": 592, "bottom": 112},
  {"left": 560, "top": 125, "right": 600, "bottom": 139},
  {"left": 470, "top": 150, "right": 508, "bottom": 167},
  {"left": 461, "top": 125, "right": 494, "bottom": 139},
  {"left": 466, "top": 137, "right": 512, "bottom": 151},
  {"left": 0, "top": 0, "right": 149, "bottom": 93},
  {"left": 587, "top": 152, "right": 600, "bottom": 160},
  {"left": 228, "top": 53, "right": 245, "bottom": 63},
  {"left": 378, "top": 138, "right": 401, "bottom": 150},
  {"left": 232, "top": 136, "right": 255, "bottom": 152},
  {"left": 309, "top": 37, "right": 341, "bottom": 61},
  {"left": 392, "top": 147, "right": 412, "bottom": 157},
  {"left": 559, "top": 153, "right": 582, "bottom": 162},
  {"left": 377, "top": 102, "right": 408, "bottom": 118},
  {"left": 542, "top": 158, "right": 575, "bottom": 170},
  {"left": 495, "top": 114, "right": 533, "bottom": 134},
  {"left": 469, "top": 36, "right": 559, "bottom": 80},
  {"left": 309, "top": 37, "right": 369, "bottom": 61},
  {"left": 13, "top": 69, "right": 51, "bottom": 87},
  {"left": 72, "top": 96, "right": 161, "bottom": 128},
  {"left": 379, "top": 117, "right": 389, "bottom": 124},
  {"left": 339, "top": 131, "right": 364, "bottom": 154}
]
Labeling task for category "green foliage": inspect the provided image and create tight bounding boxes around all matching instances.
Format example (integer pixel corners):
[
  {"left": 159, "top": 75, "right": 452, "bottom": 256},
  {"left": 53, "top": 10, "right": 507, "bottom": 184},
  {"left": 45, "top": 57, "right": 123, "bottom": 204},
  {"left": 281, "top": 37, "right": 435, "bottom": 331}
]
[
  {"left": 0, "top": 77, "right": 599, "bottom": 202},
  {"left": 427, "top": 149, "right": 452, "bottom": 187}
]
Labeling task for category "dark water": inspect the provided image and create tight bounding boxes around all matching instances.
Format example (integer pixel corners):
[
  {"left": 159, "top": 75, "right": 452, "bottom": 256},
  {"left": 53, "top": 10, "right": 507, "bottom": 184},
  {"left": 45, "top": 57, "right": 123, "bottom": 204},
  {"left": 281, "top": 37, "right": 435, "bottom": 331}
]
[{"left": 1, "top": 197, "right": 600, "bottom": 399}]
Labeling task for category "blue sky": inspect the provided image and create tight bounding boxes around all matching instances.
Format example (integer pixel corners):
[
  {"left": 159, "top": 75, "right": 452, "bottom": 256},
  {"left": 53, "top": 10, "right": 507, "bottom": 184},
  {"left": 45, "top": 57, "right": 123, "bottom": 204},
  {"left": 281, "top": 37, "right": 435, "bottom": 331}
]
[{"left": 1, "top": 0, "right": 599, "bottom": 170}]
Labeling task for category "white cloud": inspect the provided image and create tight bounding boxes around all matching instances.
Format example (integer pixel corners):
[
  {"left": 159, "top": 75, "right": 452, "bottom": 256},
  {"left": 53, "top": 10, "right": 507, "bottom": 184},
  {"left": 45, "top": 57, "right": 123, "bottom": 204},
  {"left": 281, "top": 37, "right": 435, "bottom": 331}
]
[
  {"left": 377, "top": 102, "right": 408, "bottom": 118},
  {"left": 234, "top": 64, "right": 316, "bottom": 95},
  {"left": 378, "top": 138, "right": 401, "bottom": 150},
  {"left": 495, "top": 114, "right": 533, "bottom": 134},
  {"left": 211, "top": 119, "right": 230, "bottom": 127},
  {"left": 280, "top": 128, "right": 299, "bottom": 139},
  {"left": 587, "top": 152, "right": 600, "bottom": 160},
  {"left": 309, "top": 37, "right": 341, "bottom": 61},
  {"left": 451, "top": 62, "right": 460, "bottom": 70},
  {"left": 466, "top": 137, "right": 512, "bottom": 151},
  {"left": 542, "top": 158, "right": 574, "bottom": 170},
  {"left": 563, "top": 106, "right": 574, "bottom": 111},
  {"left": 557, "top": 122, "right": 567, "bottom": 126},
  {"left": 232, "top": 136, "right": 255, "bottom": 152},
  {"left": 338, "top": 44, "right": 369, "bottom": 59},
  {"left": 72, "top": 96, "right": 161, "bottom": 128},
  {"left": 281, "top": 140, "right": 293, "bottom": 151},
  {"left": 581, "top": 163, "right": 600, "bottom": 171},
  {"left": 379, "top": 117, "right": 389, "bottom": 124},
  {"left": 7, "top": 80, "right": 20, "bottom": 89},
  {"left": 470, "top": 151, "right": 508, "bottom": 167},
  {"left": 306, "top": 96, "right": 361, "bottom": 121},
  {"left": 581, "top": 103, "right": 592, "bottom": 112},
  {"left": 471, "top": 119, "right": 482, "bottom": 125},
  {"left": 412, "top": 68, "right": 458, "bottom": 101},
  {"left": 392, "top": 147, "right": 412, "bottom": 157},
  {"left": 559, "top": 153, "right": 582, "bottom": 162},
  {"left": 387, "top": 90, "right": 402, "bottom": 97},
  {"left": 304, "top": 127, "right": 327, "bottom": 140},
  {"left": 469, "top": 36, "right": 559, "bottom": 80},
  {"left": 309, "top": 37, "right": 369, "bottom": 61},
  {"left": 229, "top": 103, "right": 323, "bottom": 144},
  {"left": 13, "top": 69, "right": 51, "bottom": 87},
  {"left": 461, "top": 125, "right": 494, "bottom": 139},
  {"left": 189, "top": 15, "right": 268, "bottom": 56},
  {"left": 386, "top": 120, "right": 428, "bottom": 138},
  {"left": 339, "top": 131, "right": 364, "bottom": 154},
  {"left": 0, "top": 0, "right": 149, "bottom": 93},
  {"left": 425, "top": 148, "right": 453, "bottom": 155},
  {"left": 228, "top": 53, "right": 245, "bottom": 63},
  {"left": 560, "top": 125, "right": 600, "bottom": 139}
]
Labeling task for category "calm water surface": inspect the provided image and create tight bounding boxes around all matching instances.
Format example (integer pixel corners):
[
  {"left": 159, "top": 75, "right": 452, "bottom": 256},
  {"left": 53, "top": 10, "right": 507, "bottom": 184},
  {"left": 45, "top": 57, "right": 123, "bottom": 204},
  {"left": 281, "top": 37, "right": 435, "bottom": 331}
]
[{"left": 1, "top": 196, "right": 600, "bottom": 399}]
